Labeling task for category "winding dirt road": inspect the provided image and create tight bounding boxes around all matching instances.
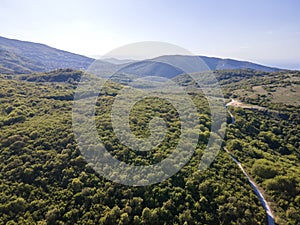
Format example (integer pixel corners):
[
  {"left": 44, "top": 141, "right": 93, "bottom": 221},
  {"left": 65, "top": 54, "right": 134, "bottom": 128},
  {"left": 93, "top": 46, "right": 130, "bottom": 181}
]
[{"left": 225, "top": 100, "right": 275, "bottom": 225}]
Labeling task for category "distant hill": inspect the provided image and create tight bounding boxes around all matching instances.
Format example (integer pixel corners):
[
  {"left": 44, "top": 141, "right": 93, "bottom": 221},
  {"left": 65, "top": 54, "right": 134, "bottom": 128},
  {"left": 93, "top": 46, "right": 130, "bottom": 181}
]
[
  {"left": 89, "top": 55, "right": 281, "bottom": 81},
  {"left": 115, "top": 60, "right": 184, "bottom": 78},
  {"left": 199, "top": 56, "right": 282, "bottom": 72},
  {"left": 0, "top": 36, "right": 94, "bottom": 74},
  {"left": 0, "top": 36, "right": 284, "bottom": 75},
  {"left": 102, "top": 57, "right": 136, "bottom": 65},
  {"left": 153, "top": 55, "right": 282, "bottom": 73}
]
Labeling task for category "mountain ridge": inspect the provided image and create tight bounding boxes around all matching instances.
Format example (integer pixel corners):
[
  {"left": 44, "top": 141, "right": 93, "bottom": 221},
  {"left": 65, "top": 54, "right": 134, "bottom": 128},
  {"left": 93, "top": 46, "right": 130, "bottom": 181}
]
[
  {"left": 0, "top": 36, "right": 94, "bottom": 74},
  {"left": 0, "top": 36, "right": 286, "bottom": 75},
  {"left": 153, "top": 55, "right": 282, "bottom": 73}
]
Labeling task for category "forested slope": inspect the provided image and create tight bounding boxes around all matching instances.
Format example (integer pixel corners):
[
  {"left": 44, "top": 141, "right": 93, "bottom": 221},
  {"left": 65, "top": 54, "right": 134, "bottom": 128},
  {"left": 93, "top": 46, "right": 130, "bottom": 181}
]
[
  {"left": 0, "top": 74, "right": 267, "bottom": 225},
  {"left": 0, "top": 69, "right": 299, "bottom": 224},
  {"left": 220, "top": 70, "right": 300, "bottom": 224}
]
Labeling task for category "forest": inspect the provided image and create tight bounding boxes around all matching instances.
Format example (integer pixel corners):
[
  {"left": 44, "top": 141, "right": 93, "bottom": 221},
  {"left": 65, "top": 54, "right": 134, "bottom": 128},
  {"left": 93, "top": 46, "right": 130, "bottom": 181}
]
[{"left": 0, "top": 69, "right": 299, "bottom": 224}]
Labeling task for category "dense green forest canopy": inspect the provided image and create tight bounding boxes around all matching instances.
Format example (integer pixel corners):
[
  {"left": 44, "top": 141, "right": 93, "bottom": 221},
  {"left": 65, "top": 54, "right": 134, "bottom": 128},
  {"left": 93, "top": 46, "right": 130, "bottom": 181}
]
[{"left": 0, "top": 68, "right": 299, "bottom": 224}]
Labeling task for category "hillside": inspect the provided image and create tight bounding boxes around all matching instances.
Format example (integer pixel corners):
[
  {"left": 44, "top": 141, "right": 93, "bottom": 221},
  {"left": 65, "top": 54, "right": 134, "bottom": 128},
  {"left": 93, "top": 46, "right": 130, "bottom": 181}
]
[
  {"left": 205, "top": 69, "right": 300, "bottom": 224},
  {"left": 0, "top": 74, "right": 269, "bottom": 224},
  {"left": 153, "top": 55, "right": 281, "bottom": 73},
  {"left": 0, "top": 47, "right": 45, "bottom": 74},
  {"left": 0, "top": 68, "right": 299, "bottom": 224},
  {"left": 199, "top": 56, "right": 281, "bottom": 72},
  {"left": 0, "top": 36, "right": 94, "bottom": 74},
  {"left": 115, "top": 60, "right": 184, "bottom": 78},
  {"left": 19, "top": 68, "right": 83, "bottom": 84}
]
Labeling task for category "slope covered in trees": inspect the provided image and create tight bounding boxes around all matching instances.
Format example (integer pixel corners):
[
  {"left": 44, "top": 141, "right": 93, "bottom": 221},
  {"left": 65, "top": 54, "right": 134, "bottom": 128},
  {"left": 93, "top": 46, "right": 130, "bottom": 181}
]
[
  {"left": 0, "top": 74, "right": 267, "bottom": 224},
  {"left": 219, "top": 69, "right": 300, "bottom": 224},
  {"left": 0, "top": 68, "right": 299, "bottom": 224},
  {"left": 225, "top": 106, "right": 300, "bottom": 224}
]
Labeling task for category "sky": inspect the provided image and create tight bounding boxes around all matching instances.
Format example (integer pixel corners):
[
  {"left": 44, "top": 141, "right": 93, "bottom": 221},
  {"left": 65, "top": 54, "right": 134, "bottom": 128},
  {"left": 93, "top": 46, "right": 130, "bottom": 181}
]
[{"left": 1, "top": 0, "right": 300, "bottom": 69}]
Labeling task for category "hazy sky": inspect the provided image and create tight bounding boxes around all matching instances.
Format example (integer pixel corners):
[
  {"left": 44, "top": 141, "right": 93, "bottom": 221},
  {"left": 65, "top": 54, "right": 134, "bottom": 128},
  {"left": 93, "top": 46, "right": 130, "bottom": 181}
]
[{"left": 1, "top": 0, "right": 300, "bottom": 69}]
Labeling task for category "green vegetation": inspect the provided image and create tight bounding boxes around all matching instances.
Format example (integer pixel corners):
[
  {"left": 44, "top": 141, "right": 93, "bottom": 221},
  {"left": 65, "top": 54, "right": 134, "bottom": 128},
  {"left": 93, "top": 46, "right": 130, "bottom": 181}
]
[
  {"left": 19, "top": 69, "right": 83, "bottom": 84},
  {"left": 225, "top": 106, "right": 300, "bottom": 224},
  {"left": 221, "top": 69, "right": 300, "bottom": 224},
  {"left": 0, "top": 74, "right": 267, "bottom": 224},
  {"left": 219, "top": 69, "right": 300, "bottom": 106},
  {"left": 0, "top": 68, "right": 299, "bottom": 224}
]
